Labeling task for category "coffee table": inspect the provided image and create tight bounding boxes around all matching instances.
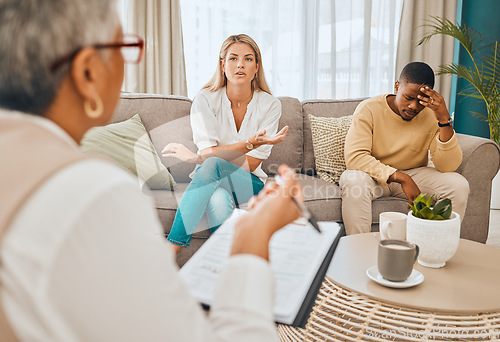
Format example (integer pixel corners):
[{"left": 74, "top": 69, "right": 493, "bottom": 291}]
[{"left": 278, "top": 233, "right": 500, "bottom": 341}]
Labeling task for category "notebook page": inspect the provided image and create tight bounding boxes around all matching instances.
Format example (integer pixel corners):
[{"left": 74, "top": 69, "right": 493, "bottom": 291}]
[{"left": 179, "top": 209, "right": 341, "bottom": 324}]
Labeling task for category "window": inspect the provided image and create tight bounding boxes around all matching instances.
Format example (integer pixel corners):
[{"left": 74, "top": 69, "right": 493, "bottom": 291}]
[{"left": 181, "top": 0, "right": 403, "bottom": 100}]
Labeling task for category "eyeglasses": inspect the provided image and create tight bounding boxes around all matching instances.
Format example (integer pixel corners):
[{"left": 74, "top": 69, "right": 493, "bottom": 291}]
[{"left": 50, "top": 34, "right": 145, "bottom": 73}]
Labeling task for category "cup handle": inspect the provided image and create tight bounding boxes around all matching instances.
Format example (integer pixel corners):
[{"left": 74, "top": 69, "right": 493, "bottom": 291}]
[
  {"left": 380, "top": 221, "right": 392, "bottom": 240},
  {"left": 414, "top": 244, "right": 420, "bottom": 262}
]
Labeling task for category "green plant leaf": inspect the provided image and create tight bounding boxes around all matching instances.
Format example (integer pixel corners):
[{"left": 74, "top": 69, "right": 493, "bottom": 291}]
[
  {"left": 434, "top": 204, "right": 451, "bottom": 219},
  {"left": 411, "top": 192, "right": 453, "bottom": 220},
  {"left": 437, "top": 203, "right": 451, "bottom": 215},
  {"left": 409, "top": 203, "right": 417, "bottom": 216},
  {"left": 418, "top": 16, "right": 500, "bottom": 146},
  {"left": 415, "top": 193, "right": 427, "bottom": 203},
  {"left": 415, "top": 201, "right": 425, "bottom": 211},
  {"left": 433, "top": 198, "right": 451, "bottom": 213},
  {"left": 418, "top": 17, "right": 488, "bottom": 58},
  {"left": 443, "top": 205, "right": 452, "bottom": 220},
  {"left": 420, "top": 207, "right": 434, "bottom": 220},
  {"left": 426, "top": 194, "right": 434, "bottom": 207}
]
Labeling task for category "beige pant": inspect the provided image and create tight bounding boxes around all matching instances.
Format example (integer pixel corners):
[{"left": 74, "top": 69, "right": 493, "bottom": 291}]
[{"left": 339, "top": 167, "right": 470, "bottom": 235}]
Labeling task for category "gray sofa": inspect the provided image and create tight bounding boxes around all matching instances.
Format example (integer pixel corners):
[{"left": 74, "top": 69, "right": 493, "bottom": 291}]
[{"left": 112, "top": 93, "right": 500, "bottom": 265}]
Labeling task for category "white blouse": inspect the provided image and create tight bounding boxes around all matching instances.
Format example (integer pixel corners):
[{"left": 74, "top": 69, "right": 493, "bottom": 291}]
[{"left": 190, "top": 87, "right": 282, "bottom": 180}]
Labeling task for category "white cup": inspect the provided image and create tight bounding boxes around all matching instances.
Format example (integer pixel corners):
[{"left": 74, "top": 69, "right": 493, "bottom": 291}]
[{"left": 379, "top": 212, "right": 407, "bottom": 240}]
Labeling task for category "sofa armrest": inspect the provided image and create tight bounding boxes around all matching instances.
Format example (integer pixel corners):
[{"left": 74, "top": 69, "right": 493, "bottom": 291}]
[
  {"left": 455, "top": 133, "right": 500, "bottom": 242},
  {"left": 456, "top": 133, "right": 500, "bottom": 176}
]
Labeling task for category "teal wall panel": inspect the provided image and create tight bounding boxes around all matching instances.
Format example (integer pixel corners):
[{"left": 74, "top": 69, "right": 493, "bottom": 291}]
[{"left": 452, "top": 0, "right": 500, "bottom": 139}]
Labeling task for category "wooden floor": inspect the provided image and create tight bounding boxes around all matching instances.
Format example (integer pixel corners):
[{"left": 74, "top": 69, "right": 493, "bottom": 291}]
[{"left": 486, "top": 209, "right": 500, "bottom": 248}]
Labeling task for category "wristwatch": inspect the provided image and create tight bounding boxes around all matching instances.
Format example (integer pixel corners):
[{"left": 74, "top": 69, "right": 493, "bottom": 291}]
[
  {"left": 438, "top": 117, "right": 454, "bottom": 127},
  {"left": 245, "top": 139, "right": 254, "bottom": 150}
]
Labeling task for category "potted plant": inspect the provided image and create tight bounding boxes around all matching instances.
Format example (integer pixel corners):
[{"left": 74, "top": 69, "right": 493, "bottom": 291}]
[
  {"left": 409, "top": 193, "right": 452, "bottom": 220},
  {"left": 406, "top": 193, "right": 461, "bottom": 268},
  {"left": 417, "top": 16, "right": 500, "bottom": 145}
]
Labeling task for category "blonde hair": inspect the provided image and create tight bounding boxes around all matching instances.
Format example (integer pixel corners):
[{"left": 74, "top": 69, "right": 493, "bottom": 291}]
[{"left": 203, "top": 34, "right": 272, "bottom": 94}]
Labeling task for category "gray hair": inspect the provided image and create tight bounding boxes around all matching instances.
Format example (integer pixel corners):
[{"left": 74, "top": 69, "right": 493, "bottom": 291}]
[{"left": 0, "top": 0, "right": 119, "bottom": 115}]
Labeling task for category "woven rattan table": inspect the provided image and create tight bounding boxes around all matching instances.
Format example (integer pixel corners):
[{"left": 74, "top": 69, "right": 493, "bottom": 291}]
[{"left": 278, "top": 233, "right": 500, "bottom": 341}]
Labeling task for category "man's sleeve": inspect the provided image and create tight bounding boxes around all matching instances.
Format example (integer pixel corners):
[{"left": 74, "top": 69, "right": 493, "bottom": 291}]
[
  {"left": 344, "top": 109, "right": 396, "bottom": 185},
  {"left": 429, "top": 131, "right": 463, "bottom": 172}
]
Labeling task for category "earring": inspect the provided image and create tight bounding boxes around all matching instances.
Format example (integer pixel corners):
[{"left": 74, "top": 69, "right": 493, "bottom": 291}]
[{"left": 84, "top": 95, "right": 104, "bottom": 119}]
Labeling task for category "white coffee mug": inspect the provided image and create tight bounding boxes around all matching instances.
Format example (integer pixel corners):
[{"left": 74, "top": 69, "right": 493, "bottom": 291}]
[{"left": 379, "top": 212, "right": 407, "bottom": 240}]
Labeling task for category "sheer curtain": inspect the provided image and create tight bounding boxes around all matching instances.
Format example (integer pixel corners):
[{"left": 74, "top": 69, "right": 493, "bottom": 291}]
[{"left": 181, "top": 0, "right": 403, "bottom": 100}]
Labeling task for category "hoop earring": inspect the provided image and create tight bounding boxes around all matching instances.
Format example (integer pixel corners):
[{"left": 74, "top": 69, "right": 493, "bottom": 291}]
[{"left": 84, "top": 95, "right": 103, "bottom": 119}]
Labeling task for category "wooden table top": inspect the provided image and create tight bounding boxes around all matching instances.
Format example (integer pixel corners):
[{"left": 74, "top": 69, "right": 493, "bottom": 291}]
[{"left": 326, "top": 233, "right": 500, "bottom": 313}]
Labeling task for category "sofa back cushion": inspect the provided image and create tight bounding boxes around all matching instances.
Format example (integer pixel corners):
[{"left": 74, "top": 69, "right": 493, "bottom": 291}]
[
  {"left": 112, "top": 94, "right": 196, "bottom": 183},
  {"left": 262, "top": 97, "right": 303, "bottom": 175},
  {"left": 302, "top": 98, "right": 365, "bottom": 173},
  {"left": 111, "top": 95, "right": 360, "bottom": 181}
]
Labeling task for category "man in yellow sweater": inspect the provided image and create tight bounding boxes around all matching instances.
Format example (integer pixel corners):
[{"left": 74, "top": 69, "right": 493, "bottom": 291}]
[{"left": 341, "top": 62, "right": 469, "bottom": 235}]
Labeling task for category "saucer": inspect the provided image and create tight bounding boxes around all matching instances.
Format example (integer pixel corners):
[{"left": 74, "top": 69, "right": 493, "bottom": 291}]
[{"left": 366, "top": 266, "right": 424, "bottom": 289}]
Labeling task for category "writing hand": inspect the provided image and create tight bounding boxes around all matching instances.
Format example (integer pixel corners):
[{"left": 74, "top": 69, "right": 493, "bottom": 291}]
[{"left": 232, "top": 165, "right": 302, "bottom": 259}]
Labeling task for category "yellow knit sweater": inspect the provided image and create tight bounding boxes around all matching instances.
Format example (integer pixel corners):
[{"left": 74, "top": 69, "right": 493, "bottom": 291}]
[{"left": 344, "top": 94, "right": 463, "bottom": 185}]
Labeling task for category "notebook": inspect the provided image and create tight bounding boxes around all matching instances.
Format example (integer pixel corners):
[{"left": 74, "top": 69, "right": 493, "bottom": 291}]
[{"left": 179, "top": 209, "right": 344, "bottom": 327}]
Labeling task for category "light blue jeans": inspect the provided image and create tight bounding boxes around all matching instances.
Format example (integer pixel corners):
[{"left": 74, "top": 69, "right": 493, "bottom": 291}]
[{"left": 167, "top": 157, "right": 264, "bottom": 247}]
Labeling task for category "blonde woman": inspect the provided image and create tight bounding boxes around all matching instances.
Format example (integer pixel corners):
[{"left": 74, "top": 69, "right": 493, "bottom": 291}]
[{"left": 163, "top": 34, "right": 288, "bottom": 252}]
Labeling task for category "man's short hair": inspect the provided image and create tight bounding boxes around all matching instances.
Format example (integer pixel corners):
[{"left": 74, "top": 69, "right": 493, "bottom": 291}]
[{"left": 399, "top": 62, "right": 435, "bottom": 88}]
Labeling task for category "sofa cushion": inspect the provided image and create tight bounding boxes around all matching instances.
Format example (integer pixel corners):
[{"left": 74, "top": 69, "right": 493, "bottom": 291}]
[
  {"left": 297, "top": 174, "right": 342, "bottom": 222},
  {"left": 295, "top": 174, "right": 408, "bottom": 225},
  {"left": 262, "top": 97, "right": 303, "bottom": 174},
  {"left": 309, "top": 114, "right": 353, "bottom": 184},
  {"left": 112, "top": 94, "right": 196, "bottom": 183},
  {"left": 150, "top": 184, "right": 188, "bottom": 211},
  {"left": 81, "top": 114, "right": 176, "bottom": 190},
  {"left": 302, "top": 99, "right": 365, "bottom": 173},
  {"left": 150, "top": 185, "right": 211, "bottom": 236}
]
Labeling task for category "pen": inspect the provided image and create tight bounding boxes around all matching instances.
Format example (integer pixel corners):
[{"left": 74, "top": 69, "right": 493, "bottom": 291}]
[{"left": 275, "top": 175, "right": 322, "bottom": 233}]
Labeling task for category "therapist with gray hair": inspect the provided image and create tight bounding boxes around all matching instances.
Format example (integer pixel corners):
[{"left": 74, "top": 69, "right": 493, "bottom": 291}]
[{"left": 0, "top": 1, "right": 302, "bottom": 341}]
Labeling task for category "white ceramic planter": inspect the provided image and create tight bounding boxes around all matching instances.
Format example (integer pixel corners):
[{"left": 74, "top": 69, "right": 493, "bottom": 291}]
[{"left": 406, "top": 211, "right": 461, "bottom": 268}]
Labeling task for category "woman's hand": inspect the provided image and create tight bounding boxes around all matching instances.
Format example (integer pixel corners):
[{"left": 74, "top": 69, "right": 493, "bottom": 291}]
[
  {"left": 161, "top": 143, "right": 200, "bottom": 164},
  {"left": 249, "top": 126, "right": 289, "bottom": 148},
  {"left": 231, "top": 164, "right": 302, "bottom": 259}
]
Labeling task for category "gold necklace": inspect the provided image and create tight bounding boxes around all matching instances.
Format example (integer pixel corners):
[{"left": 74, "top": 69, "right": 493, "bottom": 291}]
[{"left": 230, "top": 93, "right": 253, "bottom": 108}]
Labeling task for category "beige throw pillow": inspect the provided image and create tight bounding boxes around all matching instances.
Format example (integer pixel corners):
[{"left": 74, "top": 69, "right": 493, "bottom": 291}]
[
  {"left": 81, "top": 114, "right": 176, "bottom": 191},
  {"left": 309, "top": 114, "right": 353, "bottom": 184}
]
